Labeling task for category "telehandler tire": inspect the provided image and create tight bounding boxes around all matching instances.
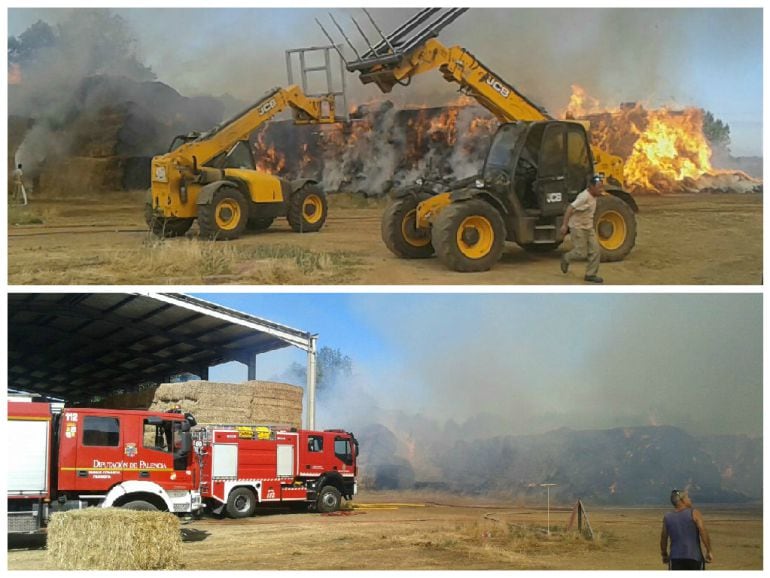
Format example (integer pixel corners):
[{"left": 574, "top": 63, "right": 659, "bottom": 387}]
[
  {"left": 432, "top": 199, "right": 506, "bottom": 272},
  {"left": 287, "top": 184, "right": 327, "bottom": 233},
  {"left": 198, "top": 187, "right": 248, "bottom": 240},
  {"left": 381, "top": 194, "right": 435, "bottom": 259},
  {"left": 144, "top": 204, "right": 194, "bottom": 238},
  {"left": 316, "top": 486, "right": 342, "bottom": 513},
  {"left": 246, "top": 216, "right": 275, "bottom": 231},
  {"left": 594, "top": 195, "right": 637, "bottom": 262},
  {"left": 226, "top": 487, "right": 257, "bottom": 519}
]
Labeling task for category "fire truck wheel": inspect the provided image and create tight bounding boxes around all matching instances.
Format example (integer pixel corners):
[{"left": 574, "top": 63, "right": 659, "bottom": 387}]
[
  {"left": 317, "top": 486, "right": 342, "bottom": 513},
  {"left": 226, "top": 487, "right": 257, "bottom": 519},
  {"left": 121, "top": 500, "right": 159, "bottom": 511}
]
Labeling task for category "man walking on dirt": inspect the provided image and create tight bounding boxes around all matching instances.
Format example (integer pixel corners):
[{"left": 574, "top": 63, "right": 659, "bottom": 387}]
[
  {"left": 660, "top": 489, "right": 714, "bottom": 570},
  {"left": 12, "top": 163, "right": 28, "bottom": 205},
  {"left": 560, "top": 174, "right": 603, "bottom": 283}
]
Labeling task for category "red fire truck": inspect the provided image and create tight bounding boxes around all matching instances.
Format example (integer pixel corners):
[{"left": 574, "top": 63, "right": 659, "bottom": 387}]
[
  {"left": 193, "top": 424, "right": 358, "bottom": 518},
  {"left": 8, "top": 400, "right": 358, "bottom": 533}
]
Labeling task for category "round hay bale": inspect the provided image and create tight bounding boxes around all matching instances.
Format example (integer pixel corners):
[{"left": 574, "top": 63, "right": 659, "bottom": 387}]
[{"left": 46, "top": 508, "right": 181, "bottom": 570}]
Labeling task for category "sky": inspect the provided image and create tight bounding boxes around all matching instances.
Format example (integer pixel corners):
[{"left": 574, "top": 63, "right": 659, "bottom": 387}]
[
  {"left": 192, "top": 293, "right": 762, "bottom": 438},
  {"left": 7, "top": 7, "right": 763, "bottom": 156}
]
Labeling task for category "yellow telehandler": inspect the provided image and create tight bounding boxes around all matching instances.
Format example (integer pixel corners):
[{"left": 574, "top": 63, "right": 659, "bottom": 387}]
[
  {"left": 146, "top": 46, "right": 346, "bottom": 240},
  {"left": 319, "top": 8, "right": 638, "bottom": 272}
]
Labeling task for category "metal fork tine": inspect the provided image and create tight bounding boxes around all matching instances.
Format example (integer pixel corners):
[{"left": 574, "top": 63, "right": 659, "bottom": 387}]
[
  {"left": 362, "top": 8, "right": 396, "bottom": 56},
  {"left": 398, "top": 8, "right": 468, "bottom": 55},
  {"left": 360, "top": 7, "right": 440, "bottom": 59},
  {"left": 315, "top": 18, "right": 349, "bottom": 64},
  {"left": 350, "top": 15, "right": 377, "bottom": 54},
  {"left": 329, "top": 13, "right": 362, "bottom": 60}
]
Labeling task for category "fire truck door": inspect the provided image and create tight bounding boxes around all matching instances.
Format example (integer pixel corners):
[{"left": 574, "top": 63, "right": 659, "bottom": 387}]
[
  {"left": 121, "top": 417, "right": 179, "bottom": 486},
  {"left": 70, "top": 413, "right": 125, "bottom": 491},
  {"left": 276, "top": 445, "right": 294, "bottom": 477}
]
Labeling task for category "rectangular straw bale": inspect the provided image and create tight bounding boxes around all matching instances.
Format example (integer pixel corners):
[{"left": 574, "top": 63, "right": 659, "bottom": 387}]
[
  {"left": 46, "top": 508, "right": 181, "bottom": 570},
  {"left": 149, "top": 380, "right": 303, "bottom": 429}
]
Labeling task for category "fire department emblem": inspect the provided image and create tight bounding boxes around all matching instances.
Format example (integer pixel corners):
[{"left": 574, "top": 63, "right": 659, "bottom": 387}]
[{"left": 124, "top": 443, "right": 138, "bottom": 458}]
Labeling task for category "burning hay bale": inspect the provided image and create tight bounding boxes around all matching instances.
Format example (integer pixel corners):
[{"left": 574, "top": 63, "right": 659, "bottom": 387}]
[
  {"left": 97, "top": 380, "right": 304, "bottom": 428},
  {"left": 46, "top": 508, "right": 182, "bottom": 570}
]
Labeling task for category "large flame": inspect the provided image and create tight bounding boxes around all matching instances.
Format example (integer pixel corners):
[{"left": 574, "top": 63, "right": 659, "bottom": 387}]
[
  {"left": 624, "top": 108, "right": 713, "bottom": 192},
  {"left": 568, "top": 85, "right": 721, "bottom": 193}
]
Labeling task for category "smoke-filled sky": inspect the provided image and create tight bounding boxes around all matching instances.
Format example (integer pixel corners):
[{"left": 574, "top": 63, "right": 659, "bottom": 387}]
[
  {"left": 193, "top": 293, "right": 762, "bottom": 438},
  {"left": 8, "top": 7, "right": 763, "bottom": 156}
]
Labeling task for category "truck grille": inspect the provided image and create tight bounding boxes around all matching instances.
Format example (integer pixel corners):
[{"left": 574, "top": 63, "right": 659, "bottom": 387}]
[{"left": 8, "top": 512, "right": 41, "bottom": 533}]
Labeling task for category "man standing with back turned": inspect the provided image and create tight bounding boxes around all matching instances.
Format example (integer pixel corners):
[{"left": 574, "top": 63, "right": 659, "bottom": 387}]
[
  {"left": 661, "top": 489, "right": 714, "bottom": 570},
  {"left": 560, "top": 174, "right": 604, "bottom": 283}
]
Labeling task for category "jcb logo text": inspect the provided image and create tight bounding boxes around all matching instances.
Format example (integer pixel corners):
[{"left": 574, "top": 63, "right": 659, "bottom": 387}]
[
  {"left": 259, "top": 99, "right": 277, "bottom": 115},
  {"left": 485, "top": 76, "right": 510, "bottom": 98}
]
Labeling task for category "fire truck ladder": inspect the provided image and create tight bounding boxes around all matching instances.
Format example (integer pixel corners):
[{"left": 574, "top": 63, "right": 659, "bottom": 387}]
[{"left": 316, "top": 7, "right": 468, "bottom": 75}]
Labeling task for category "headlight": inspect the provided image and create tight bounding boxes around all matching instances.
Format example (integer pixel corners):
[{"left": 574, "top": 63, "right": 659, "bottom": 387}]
[
  {"left": 415, "top": 178, "right": 424, "bottom": 186},
  {"left": 154, "top": 165, "right": 168, "bottom": 183},
  {"left": 475, "top": 178, "right": 485, "bottom": 189}
]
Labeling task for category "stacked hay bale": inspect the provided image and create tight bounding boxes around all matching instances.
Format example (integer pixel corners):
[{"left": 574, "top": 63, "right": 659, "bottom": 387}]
[
  {"left": 47, "top": 509, "right": 181, "bottom": 570},
  {"left": 97, "top": 380, "right": 303, "bottom": 429}
]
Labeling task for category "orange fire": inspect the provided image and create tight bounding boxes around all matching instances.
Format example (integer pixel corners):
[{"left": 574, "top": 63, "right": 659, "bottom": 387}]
[
  {"left": 8, "top": 63, "right": 22, "bottom": 85},
  {"left": 623, "top": 108, "right": 713, "bottom": 192},
  {"left": 565, "top": 84, "right": 602, "bottom": 118},
  {"left": 254, "top": 129, "right": 286, "bottom": 174},
  {"left": 567, "top": 85, "right": 719, "bottom": 193}
]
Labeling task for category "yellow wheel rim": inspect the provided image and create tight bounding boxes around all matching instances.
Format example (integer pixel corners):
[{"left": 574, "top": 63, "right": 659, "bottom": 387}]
[
  {"left": 596, "top": 210, "right": 627, "bottom": 251},
  {"left": 456, "top": 215, "right": 494, "bottom": 259},
  {"left": 401, "top": 208, "right": 431, "bottom": 247},
  {"left": 302, "top": 195, "right": 324, "bottom": 224},
  {"left": 215, "top": 198, "right": 242, "bottom": 231}
]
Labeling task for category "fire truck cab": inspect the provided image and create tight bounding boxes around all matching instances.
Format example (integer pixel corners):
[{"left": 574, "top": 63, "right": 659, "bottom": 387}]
[
  {"left": 8, "top": 400, "right": 201, "bottom": 533},
  {"left": 194, "top": 425, "right": 358, "bottom": 518}
]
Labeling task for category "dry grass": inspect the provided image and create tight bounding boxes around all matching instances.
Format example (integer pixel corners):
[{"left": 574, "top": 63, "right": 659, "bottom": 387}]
[
  {"left": 8, "top": 237, "right": 362, "bottom": 285},
  {"left": 9, "top": 498, "right": 762, "bottom": 571},
  {"left": 401, "top": 517, "right": 608, "bottom": 568},
  {"left": 7, "top": 205, "right": 45, "bottom": 225},
  {"left": 46, "top": 508, "right": 181, "bottom": 570}
]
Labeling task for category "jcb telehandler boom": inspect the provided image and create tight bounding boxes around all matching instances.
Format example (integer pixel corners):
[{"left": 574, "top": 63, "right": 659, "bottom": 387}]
[
  {"left": 147, "top": 47, "right": 345, "bottom": 241},
  {"left": 319, "top": 8, "right": 637, "bottom": 272}
]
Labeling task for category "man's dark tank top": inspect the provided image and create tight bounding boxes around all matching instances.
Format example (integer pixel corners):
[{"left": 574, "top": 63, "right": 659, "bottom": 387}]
[{"left": 664, "top": 508, "right": 703, "bottom": 561}]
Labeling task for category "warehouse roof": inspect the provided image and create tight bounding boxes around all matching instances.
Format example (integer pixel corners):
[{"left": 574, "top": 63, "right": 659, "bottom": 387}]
[{"left": 8, "top": 293, "right": 314, "bottom": 402}]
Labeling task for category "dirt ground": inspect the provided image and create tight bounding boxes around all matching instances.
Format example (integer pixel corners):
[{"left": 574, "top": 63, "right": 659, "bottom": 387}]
[
  {"left": 7, "top": 491, "right": 762, "bottom": 570},
  {"left": 7, "top": 192, "right": 762, "bottom": 285}
]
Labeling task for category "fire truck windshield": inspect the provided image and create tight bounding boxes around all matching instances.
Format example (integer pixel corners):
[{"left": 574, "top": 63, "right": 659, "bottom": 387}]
[{"left": 334, "top": 437, "right": 353, "bottom": 465}]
